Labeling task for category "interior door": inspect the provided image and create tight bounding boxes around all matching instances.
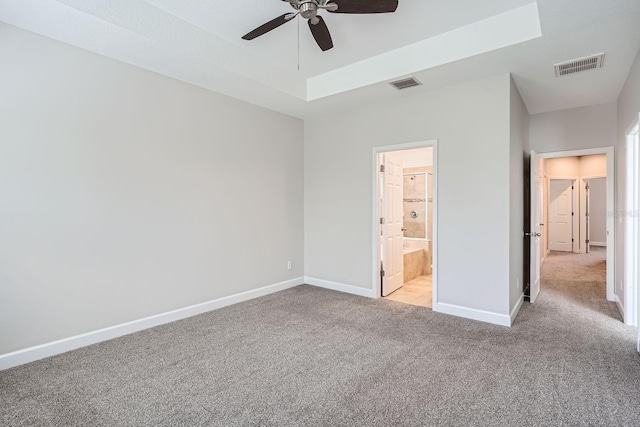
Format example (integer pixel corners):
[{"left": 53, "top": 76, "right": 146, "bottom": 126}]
[
  {"left": 549, "top": 179, "right": 574, "bottom": 252},
  {"left": 529, "top": 151, "right": 542, "bottom": 303},
  {"left": 585, "top": 180, "right": 590, "bottom": 254},
  {"left": 382, "top": 153, "right": 404, "bottom": 296}
]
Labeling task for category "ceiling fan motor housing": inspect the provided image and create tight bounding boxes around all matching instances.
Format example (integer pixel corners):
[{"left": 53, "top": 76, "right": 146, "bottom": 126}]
[{"left": 299, "top": 1, "right": 319, "bottom": 19}]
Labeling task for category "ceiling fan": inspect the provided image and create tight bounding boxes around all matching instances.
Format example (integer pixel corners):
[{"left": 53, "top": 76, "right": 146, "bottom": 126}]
[{"left": 242, "top": 0, "right": 399, "bottom": 52}]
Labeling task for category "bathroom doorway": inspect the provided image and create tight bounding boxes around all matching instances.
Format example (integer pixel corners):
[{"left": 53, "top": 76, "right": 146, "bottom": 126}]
[{"left": 373, "top": 142, "right": 437, "bottom": 308}]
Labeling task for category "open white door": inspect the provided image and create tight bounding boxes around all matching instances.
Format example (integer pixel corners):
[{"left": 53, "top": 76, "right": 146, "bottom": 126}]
[
  {"left": 382, "top": 153, "right": 404, "bottom": 296},
  {"left": 548, "top": 179, "right": 574, "bottom": 252},
  {"left": 585, "top": 180, "right": 590, "bottom": 254},
  {"left": 530, "top": 151, "right": 542, "bottom": 303}
]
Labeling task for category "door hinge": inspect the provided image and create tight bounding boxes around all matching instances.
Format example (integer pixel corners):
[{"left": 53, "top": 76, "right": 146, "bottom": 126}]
[
  {"left": 572, "top": 239, "right": 574, "bottom": 242},
  {"left": 572, "top": 212, "right": 574, "bottom": 216},
  {"left": 381, "top": 269, "right": 385, "bottom": 277},
  {"left": 380, "top": 164, "right": 385, "bottom": 173},
  {"left": 586, "top": 239, "right": 590, "bottom": 244},
  {"left": 380, "top": 217, "right": 385, "bottom": 225},
  {"left": 572, "top": 185, "right": 574, "bottom": 190}
]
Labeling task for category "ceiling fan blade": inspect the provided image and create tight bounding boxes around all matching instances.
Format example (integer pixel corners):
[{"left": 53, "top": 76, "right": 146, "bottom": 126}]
[
  {"left": 308, "top": 16, "right": 333, "bottom": 51},
  {"left": 242, "top": 14, "right": 292, "bottom": 40},
  {"left": 328, "top": 0, "right": 398, "bottom": 14}
]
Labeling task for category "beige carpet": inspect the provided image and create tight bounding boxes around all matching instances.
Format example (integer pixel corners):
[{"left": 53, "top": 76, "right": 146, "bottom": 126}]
[
  {"left": 1, "top": 248, "right": 638, "bottom": 426},
  {"left": 540, "top": 247, "right": 620, "bottom": 320}
]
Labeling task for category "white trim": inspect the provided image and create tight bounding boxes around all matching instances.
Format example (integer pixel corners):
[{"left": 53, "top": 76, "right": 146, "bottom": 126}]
[
  {"left": 371, "top": 140, "right": 438, "bottom": 306},
  {"left": 0, "top": 277, "right": 304, "bottom": 371},
  {"left": 537, "top": 146, "right": 615, "bottom": 301},
  {"left": 589, "top": 242, "right": 606, "bottom": 247},
  {"left": 510, "top": 293, "right": 525, "bottom": 325},
  {"left": 304, "top": 277, "right": 376, "bottom": 298},
  {"left": 538, "top": 148, "right": 611, "bottom": 158},
  {"left": 624, "top": 120, "right": 639, "bottom": 327},
  {"left": 433, "top": 302, "right": 511, "bottom": 327}
]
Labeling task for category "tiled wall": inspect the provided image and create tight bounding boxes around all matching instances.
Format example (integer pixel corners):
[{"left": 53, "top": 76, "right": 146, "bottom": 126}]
[
  {"left": 403, "top": 167, "right": 433, "bottom": 240},
  {"left": 403, "top": 241, "right": 433, "bottom": 282}
]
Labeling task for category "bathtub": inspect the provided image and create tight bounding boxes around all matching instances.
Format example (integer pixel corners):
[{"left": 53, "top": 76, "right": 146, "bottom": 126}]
[{"left": 403, "top": 239, "right": 432, "bottom": 282}]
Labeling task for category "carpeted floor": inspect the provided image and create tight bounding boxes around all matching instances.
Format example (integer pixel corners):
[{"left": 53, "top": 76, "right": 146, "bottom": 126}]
[{"left": 1, "top": 249, "right": 638, "bottom": 426}]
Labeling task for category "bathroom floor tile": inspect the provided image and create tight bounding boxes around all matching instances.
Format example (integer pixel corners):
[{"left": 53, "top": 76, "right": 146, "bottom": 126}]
[{"left": 384, "top": 275, "right": 433, "bottom": 308}]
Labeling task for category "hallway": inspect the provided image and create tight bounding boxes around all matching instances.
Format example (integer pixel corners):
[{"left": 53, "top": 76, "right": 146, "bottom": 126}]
[{"left": 539, "top": 247, "right": 621, "bottom": 321}]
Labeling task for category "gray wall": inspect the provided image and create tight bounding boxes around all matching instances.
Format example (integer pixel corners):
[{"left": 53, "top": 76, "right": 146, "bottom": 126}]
[
  {"left": 617, "top": 48, "right": 640, "bottom": 315},
  {"left": 509, "top": 77, "right": 529, "bottom": 313},
  {"left": 530, "top": 103, "right": 617, "bottom": 153},
  {"left": 0, "top": 25, "right": 304, "bottom": 355},
  {"left": 305, "top": 74, "right": 513, "bottom": 317},
  {"left": 530, "top": 102, "right": 618, "bottom": 299}
]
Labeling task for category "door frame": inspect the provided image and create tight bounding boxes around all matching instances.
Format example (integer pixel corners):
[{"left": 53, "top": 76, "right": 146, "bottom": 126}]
[
  {"left": 625, "top": 119, "right": 639, "bottom": 328},
  {"left": 372, "top": 140, "right": 438, "bottom": 304},
  {"left": 534, "top": 147, "right": 615, "bottom": 301}
]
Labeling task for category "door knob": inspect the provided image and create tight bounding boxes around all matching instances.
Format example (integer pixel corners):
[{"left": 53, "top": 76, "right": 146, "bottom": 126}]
[
  {"left": 524, "top": 232, "right": 542, "bottom": 237},
  {"left": 401, "top": 228, "right": 407, "bottom": 232}
]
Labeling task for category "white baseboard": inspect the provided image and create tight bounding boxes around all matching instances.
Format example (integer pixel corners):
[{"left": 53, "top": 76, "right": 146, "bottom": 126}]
[
  {"left": 510, "top": 294, "right": 524, "bottom": 325},
  {"left": 304, "top": 276, "right": 376, "bottom": 298},
  {"left": 590, "top": 242, "right": 606, "bottom": 247},
  {"left": 433, "top": 302, "right": 511, "bottom": 327},
  {"left": 615, "top": 293, "right": 625, "bottom": 320},
  {"left": 0, "top": 277, "right": 304, "bottom": 371}
]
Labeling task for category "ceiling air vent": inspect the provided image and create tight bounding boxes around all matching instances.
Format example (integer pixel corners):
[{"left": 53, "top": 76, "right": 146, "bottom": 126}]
[
  {"left": 389, "top": 77, "right": 422, "bottom": 90},
  {"left": 554, "top": 53, "right": 605, "bottom": 77}
]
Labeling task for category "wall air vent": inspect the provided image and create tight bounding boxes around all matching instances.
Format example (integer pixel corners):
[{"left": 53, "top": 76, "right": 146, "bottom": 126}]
[
  {"left": 389, "top": 77, "right": 422, "bottom": 90},
  {"left": 554, "top": 53, "right": 605, "bottom": 77}
]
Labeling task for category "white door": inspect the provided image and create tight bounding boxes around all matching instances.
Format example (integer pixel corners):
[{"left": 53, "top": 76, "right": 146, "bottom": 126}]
[
  {"left": 382, "top": 153, "right": 404, "bottom": 296},
  {"left": 585, "top": 180, "right": 590, "bottom": 253},
  {"left": 549, "top": 179, "right": 574, "bottom": 252},
  {"left": 530, "top": 151, "right": 542, "bottom": 303}
]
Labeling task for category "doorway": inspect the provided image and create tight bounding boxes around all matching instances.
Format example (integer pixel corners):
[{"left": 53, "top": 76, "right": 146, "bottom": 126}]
[
  {"left": 584, "top": 177, "right": 607, "bottom": 253},
  {"left": 527, "top": 148, "right": 615, "bottom": 305},
  {"left": 372, "top": 141, "right": 437, "bottom": 308}
]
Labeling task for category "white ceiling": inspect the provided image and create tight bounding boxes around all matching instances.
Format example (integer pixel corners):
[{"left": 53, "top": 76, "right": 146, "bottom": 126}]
[{"left": 1, "top": 0, "right": 640, "bottom": 118}]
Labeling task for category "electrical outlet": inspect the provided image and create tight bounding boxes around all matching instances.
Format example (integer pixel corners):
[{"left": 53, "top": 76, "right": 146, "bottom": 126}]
[{"left": 287, "top": 261, "right": 292, "bottom": 270}]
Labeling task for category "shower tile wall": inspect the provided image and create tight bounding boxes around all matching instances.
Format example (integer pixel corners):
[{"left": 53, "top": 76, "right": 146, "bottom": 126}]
[
  {"left": 403, "top": 167, "right": 433, "bottom": 240},
  {"left": 403, "top": 173, "right": 426, "bottom": 238}
]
